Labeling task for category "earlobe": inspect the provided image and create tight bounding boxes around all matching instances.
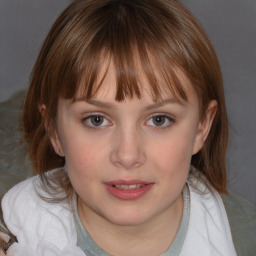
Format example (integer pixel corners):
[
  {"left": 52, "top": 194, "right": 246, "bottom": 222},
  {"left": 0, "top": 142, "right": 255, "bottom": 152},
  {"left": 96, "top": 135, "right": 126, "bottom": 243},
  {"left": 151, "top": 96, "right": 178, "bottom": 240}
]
[
  {"left": 48, "top": 126, "right": 65, "bottom": 157},
  {"left": 39, "top": 104, "right": 65, "bottom": 157},
  {"left": 50, "top": 134, "right": 65, "bottom": 157},
  {"left": 39, "top": 104, "right": 46, "bottom": 118},
  {"left": 192, "top": 100, "right": 217, "bottom": 155}
]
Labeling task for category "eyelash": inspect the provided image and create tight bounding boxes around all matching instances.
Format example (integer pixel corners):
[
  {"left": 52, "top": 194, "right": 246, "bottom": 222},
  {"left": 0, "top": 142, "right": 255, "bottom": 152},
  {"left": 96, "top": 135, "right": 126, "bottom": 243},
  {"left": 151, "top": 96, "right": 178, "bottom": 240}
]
[
  {"left": 82, "top": 113, "right": 175, "bottom": 130},
  {"left": 82, "top": 113, "right": 111, "bottom": 130},
  {"left": 146, "top": 114, "right": 175, "bottom": 129}
]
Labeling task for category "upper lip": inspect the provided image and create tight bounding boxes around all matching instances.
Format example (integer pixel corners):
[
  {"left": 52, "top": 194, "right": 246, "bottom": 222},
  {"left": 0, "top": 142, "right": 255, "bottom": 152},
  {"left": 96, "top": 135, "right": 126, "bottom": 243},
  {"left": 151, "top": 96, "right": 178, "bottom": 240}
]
[{"left": 104, "top": 180, "right": 154, "bottom": 186}]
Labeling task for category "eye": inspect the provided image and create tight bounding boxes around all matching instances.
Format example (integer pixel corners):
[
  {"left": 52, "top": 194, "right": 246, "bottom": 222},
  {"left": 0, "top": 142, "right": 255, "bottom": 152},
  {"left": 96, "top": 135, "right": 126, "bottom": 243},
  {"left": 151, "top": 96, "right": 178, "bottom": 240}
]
[
  {"left": 83, "top": 115, "right": 111, "bottom": 128},
  {"left": 146, "top": 114, "right": 174, "bottom": 128}
]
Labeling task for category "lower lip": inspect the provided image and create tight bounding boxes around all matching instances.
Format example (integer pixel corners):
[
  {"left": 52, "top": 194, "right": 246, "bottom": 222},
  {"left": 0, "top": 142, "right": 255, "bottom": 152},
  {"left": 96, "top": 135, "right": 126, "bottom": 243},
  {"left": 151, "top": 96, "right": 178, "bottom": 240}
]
[{"left": 104, "top": 184, "right": 153, "bottom": 200}]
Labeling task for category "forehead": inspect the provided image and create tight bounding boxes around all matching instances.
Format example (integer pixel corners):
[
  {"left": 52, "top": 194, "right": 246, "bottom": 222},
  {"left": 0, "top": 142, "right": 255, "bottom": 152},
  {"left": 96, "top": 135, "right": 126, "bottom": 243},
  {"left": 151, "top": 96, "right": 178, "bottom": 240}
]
[
  {"left": 74, "top": 55, "right": 195, "bottom": 105},
  {"left": 69, "top": 63, "right": 201, "bottom": 119}
]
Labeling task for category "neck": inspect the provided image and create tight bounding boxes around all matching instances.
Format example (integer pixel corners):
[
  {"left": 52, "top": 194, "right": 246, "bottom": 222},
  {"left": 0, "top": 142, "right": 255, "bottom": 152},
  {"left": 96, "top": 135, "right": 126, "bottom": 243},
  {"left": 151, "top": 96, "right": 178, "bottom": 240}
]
[{"left": 77, "top": 194, "right": 183, "bottom": 256}]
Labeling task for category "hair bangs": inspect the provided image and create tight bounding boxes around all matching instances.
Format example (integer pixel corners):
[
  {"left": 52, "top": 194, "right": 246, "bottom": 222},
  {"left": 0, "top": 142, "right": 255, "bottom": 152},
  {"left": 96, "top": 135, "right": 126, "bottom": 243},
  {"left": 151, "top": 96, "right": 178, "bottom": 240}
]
[{"left": 60, "top": 0, "right": 189, "bottom": 104}]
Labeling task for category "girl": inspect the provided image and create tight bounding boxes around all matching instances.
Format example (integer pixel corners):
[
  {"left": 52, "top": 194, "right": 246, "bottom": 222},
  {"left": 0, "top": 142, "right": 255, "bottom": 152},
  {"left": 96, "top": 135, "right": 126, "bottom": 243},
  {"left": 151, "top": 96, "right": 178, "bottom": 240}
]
[{"left": 0, "top": 0, "right": 255, "bottom": 255}]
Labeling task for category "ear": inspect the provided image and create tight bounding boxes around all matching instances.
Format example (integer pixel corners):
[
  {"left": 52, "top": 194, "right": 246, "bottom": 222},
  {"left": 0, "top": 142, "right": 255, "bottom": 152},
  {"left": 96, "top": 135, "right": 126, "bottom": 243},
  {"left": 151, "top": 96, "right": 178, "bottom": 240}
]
[
  {"left": 192, "top": 100, "right": 217, "bottom": 155},
  {"left": 39, "top": 104, "right": 65, "bottom": 157},
  {"left": 39, "top": 104, "right": 46, "bottom": 118},
  {"left": 50, "top": 133, "right": 65, "bottom": 157}
]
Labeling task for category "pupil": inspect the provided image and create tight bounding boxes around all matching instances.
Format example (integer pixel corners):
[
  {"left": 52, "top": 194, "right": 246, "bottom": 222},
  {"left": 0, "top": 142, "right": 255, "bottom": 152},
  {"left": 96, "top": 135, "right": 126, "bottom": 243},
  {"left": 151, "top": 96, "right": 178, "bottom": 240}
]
[
  {"left": 92, "top": 116, "right": 103, "bottom": 126},
  {"left": 153, "top": 116, "right": 165, "bottom": 126}
]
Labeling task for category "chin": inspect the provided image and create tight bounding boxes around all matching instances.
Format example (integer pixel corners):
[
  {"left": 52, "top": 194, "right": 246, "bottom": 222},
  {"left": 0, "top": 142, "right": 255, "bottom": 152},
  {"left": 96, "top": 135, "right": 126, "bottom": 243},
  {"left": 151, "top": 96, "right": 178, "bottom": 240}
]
[
  {"left": 109, "top": 217, "right": 149, "bottom": 227},
  {"left": 103, "top": 208, "right": 154, "bottom": 227}
]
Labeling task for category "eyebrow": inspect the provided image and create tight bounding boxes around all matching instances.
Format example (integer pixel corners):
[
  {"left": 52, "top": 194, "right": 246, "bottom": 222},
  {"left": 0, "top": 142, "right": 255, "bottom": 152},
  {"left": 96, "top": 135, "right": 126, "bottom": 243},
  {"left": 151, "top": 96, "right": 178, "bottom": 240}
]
[
  {"left": 144, "top": 98, "right": 184, "bottom": 110},
  {"left": 81, "top": 99, "right": 114, "bottom": 109},
  {"left": 74, "top": 97, "right": 183, "bottom": 110}
]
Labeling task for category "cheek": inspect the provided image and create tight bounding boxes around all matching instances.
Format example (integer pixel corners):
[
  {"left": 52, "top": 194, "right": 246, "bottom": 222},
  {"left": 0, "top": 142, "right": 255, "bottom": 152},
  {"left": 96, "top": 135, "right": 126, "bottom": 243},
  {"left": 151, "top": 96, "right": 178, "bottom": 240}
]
[
  {"left": 150, "top": 130, "right": 196, "bottom": 173},
  {"left": 60, "top": 131, "right": 103, "bottom": 173},
  {"left": 64, "top": 139, "right": 104, "bottom": 191}
]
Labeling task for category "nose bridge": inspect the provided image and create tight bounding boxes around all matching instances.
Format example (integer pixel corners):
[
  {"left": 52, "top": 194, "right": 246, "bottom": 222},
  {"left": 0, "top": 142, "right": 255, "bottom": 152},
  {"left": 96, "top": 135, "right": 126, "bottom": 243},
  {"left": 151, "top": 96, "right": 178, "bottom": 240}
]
[{"left": 110, "top": 123, "right": 146, "bottom": 169}]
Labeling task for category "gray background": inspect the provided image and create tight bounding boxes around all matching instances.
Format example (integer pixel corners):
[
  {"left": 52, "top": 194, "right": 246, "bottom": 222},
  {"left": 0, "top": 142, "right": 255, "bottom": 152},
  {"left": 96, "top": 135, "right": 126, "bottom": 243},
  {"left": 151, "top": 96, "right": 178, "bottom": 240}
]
[{"left": 0, "top": 0, "right": 255, "bottom": 205}]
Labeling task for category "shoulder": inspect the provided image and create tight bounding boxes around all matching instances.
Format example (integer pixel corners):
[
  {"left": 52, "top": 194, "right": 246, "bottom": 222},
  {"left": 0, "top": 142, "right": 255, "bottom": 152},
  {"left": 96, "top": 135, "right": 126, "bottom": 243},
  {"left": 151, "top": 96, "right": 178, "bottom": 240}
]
[
  {"left": 222, "top": 191, "right": 256, "bottom": 256},
  {"left": 2, "top": 169, "right": 70, "bottom": 216},
  {"left": 1, "top": 170, "right": 78, "bottom": 254},
  {"left": 1, "top": 175, "right": 39, "bottom": 228},
  {"left": 2, "top": 173, "right": 60, "bottom": 222},
  {"left": 2, "top": 174, "right": 38, "bottom": 207}
]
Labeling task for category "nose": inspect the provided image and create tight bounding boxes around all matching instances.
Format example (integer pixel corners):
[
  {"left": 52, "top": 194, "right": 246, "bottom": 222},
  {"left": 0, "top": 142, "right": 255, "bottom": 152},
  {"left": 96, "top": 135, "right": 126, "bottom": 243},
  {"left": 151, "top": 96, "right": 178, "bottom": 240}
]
[{"left": 110, "top": 128, "right": 146, "bottom": 170}]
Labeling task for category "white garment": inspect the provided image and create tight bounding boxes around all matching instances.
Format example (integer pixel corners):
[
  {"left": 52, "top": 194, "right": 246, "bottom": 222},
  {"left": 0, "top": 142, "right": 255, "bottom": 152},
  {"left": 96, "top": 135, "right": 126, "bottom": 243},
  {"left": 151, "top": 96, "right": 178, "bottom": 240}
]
[
  {"left": 179, "top": 177, "right": 237, "bottom": 256},
  {"left": 2, "top": 175, "right": 85, "bottom": 256},
  {"left": 2, "top": 171, "right": 237, "bottom": 256}
]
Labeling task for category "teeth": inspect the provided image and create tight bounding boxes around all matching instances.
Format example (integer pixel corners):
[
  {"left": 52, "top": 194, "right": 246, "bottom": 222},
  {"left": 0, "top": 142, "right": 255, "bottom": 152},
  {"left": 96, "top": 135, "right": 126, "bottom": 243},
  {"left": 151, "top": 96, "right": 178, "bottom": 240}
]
[{"left": 114, "top": 184, "right": 145, "bottom": 190}]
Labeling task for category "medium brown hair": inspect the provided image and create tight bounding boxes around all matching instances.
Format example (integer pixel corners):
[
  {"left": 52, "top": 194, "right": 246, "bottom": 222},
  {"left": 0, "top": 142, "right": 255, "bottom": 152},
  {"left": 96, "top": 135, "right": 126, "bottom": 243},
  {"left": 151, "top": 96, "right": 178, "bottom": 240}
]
[{"left": 23, "top": 0, "right": 229, "bottom": 199}]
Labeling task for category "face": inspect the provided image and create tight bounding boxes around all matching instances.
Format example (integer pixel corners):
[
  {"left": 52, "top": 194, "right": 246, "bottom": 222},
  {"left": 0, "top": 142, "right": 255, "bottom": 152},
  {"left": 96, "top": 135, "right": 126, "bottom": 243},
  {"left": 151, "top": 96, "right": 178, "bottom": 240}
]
[{"left": 50, "top": 62, "right": 216, "bottom": 228}]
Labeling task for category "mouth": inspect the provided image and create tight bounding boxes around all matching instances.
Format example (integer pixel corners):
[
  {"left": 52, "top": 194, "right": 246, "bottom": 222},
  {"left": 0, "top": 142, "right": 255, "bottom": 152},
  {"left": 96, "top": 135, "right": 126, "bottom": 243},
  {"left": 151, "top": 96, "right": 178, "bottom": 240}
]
[
  {"left": 104, "top": 180, "right": 154, "bottom": 200},
  {"left": 112, "top": 184, "right": 146, "bottom": 190}
]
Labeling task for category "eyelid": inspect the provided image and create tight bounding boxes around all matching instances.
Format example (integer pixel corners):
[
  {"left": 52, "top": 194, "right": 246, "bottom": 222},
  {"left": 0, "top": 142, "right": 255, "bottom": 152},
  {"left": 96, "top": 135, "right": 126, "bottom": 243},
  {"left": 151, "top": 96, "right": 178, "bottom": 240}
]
[
  {"left": 145, "top": 113, "right": 175, "bottom": 128},
  {"left": 82, "top": 111, "right": 110, "bottom": 120},
  {"left": 82, "top": 112, "right": 112, "bottom": 128}
]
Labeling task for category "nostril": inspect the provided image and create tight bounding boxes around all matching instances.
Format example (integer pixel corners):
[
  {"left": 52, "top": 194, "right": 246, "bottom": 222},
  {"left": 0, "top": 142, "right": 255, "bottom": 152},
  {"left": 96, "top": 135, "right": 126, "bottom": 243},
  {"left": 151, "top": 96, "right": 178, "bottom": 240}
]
[{"left": 110, "top": 150, "right": 146, "bottom": 169}]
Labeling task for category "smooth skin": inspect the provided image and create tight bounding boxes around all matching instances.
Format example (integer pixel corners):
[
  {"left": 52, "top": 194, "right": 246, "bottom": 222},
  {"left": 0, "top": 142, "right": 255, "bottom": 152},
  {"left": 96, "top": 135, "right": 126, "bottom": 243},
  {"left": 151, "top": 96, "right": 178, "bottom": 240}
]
[{"left": 48, "top": 61, "right": 217, "bottom": 256}]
